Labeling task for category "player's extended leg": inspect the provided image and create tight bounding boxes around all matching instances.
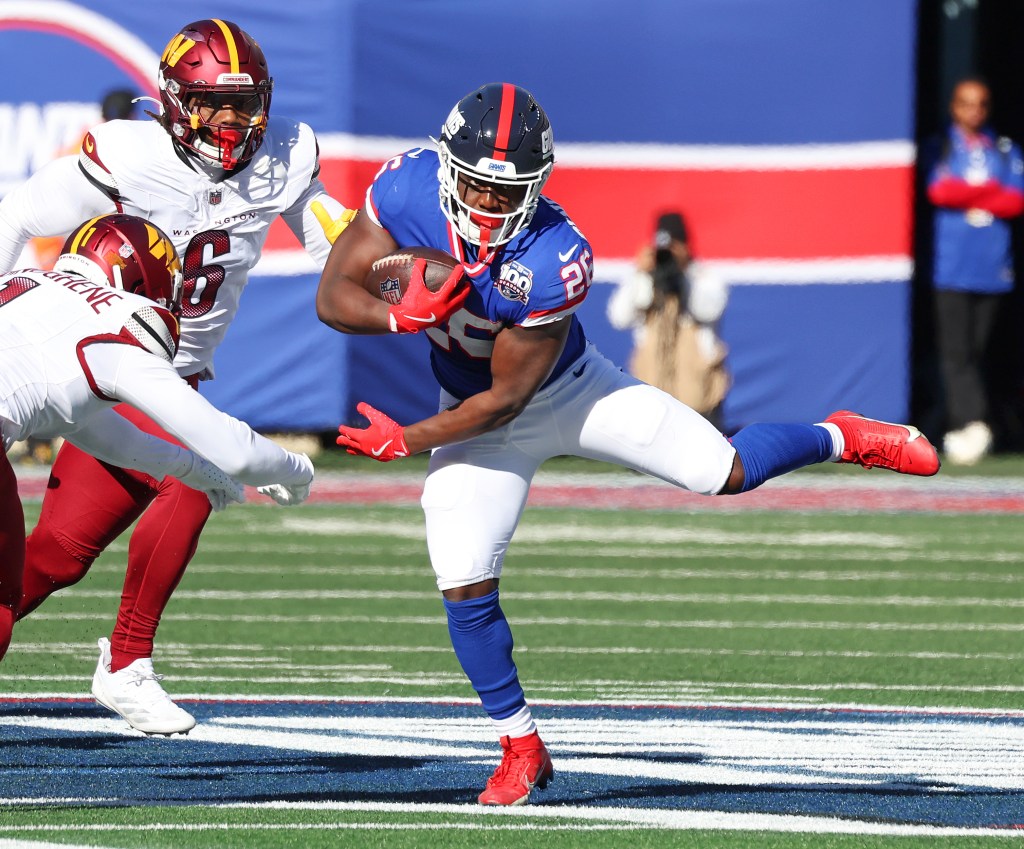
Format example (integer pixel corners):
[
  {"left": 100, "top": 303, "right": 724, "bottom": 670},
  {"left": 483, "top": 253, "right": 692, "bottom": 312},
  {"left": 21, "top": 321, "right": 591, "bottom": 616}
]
[
  {"left": 423, "top": 425, "right": 553, "bottom": 805},
  {"left": 0, "top": 450, "right": 25, "bottom": 661},
  {"left": 90, "top": 401, "right": 209, "bottom": 735},
  {"left": 19, "top": 442, "right": 155, "bottom": 619},
  {"left": 566, "top": 350, "right": 938, "bottom": 490},
  {"left": 112, "top": 470, "right": 211, "bottom": 666}
]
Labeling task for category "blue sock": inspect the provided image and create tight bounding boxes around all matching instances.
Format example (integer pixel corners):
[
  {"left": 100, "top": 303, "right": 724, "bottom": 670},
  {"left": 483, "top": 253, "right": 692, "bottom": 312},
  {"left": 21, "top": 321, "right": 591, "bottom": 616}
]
[
  {"left": 443, "top": 590, "right": 526, "bottom": 720},
  {"left": 730, "top": 423, "right": 833, "bottom": 492}
]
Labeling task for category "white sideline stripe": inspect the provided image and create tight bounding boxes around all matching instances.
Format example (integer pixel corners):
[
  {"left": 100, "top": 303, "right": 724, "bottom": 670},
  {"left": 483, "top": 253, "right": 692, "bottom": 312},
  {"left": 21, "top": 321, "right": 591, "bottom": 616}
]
[
  {"left": 14, "top": 641, "right": 1024, "bottom": 663},
  {"left": 120, "top": 562, "right": 1024, "bottom": 585},
  {"left": 251, "top": 250, "right": 911, "bottom": 285},
  {"left": 8, "top": 675, "right": 1024, "bottom": 695},
  {"left": 0, "top": 825, "right": 750, "bottom": 834},
  {"left": 0, "top": 817, "right": 1009, "bottom": 837},
  {"left": 90, "top": 543, "right": 1024, "bottom": 567},
  {"left": 47, "top": 587, "right": 1024, "bottom": 608},
  {"left": 0, "top": 803, "right": 996, "bottom": 838},
  {"left": 0, "top": 841, "right": 114, "bottom": 849},
  {"left": 23, "top": 612, "right": 1024, "bottom": 632},
  {"left": 6, "top": 692, "right": 1024, "bottom": 717},
  {"left": 278, "top": 516, "right": 912, "bottom": 547},
  {"left": 315, "top": 134, "right": 917, "bottom": 171},
  {"left": 219, "top": 800, "right": 1013, "bottom": 837}
]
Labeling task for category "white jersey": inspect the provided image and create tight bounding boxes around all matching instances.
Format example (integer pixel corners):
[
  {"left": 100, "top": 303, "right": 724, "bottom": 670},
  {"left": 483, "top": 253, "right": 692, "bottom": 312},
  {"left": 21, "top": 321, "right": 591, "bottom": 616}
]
[
  {"left": 0, "top": 269, "right": 310, "bottom": 488},
  {"left": 0, "top": 116, "right": 347, "bottom": 379}
]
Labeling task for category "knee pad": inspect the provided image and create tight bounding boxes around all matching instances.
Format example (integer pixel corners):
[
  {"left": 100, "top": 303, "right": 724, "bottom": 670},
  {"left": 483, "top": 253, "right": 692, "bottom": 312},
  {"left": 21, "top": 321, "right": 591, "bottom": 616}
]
[{"left": 24, "top": 524, "right": 96, "bottom": 590}]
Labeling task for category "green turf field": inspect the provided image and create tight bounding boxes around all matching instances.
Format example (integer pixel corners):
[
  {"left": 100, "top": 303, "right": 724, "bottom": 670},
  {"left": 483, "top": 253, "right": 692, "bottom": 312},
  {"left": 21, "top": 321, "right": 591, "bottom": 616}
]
[{"left": 2, "top": 465, "right": 1022, "bottom": 847}]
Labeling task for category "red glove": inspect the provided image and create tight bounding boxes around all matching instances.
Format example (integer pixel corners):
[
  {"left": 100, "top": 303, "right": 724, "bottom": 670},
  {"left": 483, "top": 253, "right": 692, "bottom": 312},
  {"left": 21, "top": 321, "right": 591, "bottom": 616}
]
[
  {"left": 388, "top": 259, "right": 470, "bottom": 333},
  {"left": 336, "top": 402, "right": 410, "bottom": 462}
]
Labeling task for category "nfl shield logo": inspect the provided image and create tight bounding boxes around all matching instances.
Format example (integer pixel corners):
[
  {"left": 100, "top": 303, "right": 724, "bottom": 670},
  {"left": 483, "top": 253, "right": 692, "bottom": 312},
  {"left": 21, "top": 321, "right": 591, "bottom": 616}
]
[
  {"left": 208, "top": 190, "right": 222, "bottom": 205},
  {"left": 379, "top": 277, "right": 402, "bottom": 305}
]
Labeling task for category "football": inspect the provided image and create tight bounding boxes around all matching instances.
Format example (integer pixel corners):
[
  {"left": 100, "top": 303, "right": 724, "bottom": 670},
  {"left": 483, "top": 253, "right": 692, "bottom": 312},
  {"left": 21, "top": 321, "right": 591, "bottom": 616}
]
[{"left": 363, "top": 246, "right": 460, "bottom": 305}]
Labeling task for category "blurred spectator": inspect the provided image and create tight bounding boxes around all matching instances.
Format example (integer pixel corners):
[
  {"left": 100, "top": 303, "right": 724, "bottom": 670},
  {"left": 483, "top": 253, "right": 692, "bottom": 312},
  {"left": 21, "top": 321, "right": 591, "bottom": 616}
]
[
  {"left": 100, "top": 88, "right": 138, "bottom": 122},
  {"left": 607, "top": 211, "right": 730, "bottom": 423},
  {"left": 924, "top": 77, "right": 1024, "bottom": 465}
]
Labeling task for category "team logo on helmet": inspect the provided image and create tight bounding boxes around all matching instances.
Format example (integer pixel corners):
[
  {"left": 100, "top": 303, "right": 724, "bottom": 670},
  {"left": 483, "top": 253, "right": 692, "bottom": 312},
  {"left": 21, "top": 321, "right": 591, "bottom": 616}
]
[{"left": 494, "top": 260, "right": 533, "bottom": 304}]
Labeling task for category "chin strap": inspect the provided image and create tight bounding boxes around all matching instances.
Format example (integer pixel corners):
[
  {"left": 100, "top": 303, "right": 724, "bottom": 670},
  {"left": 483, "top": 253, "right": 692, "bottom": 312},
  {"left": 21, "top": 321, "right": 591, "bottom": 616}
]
[{"left": 476, "top": 224, "right": 492, "bottom": 263}]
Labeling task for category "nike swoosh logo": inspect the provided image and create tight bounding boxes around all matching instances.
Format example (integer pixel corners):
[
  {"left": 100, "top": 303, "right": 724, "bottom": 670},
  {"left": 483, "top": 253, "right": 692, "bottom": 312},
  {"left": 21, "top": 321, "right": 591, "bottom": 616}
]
[
  {"left": 371, "top": 440, "right": 393, "bottom": 457},
  {"left": 84, "top": 135, "right": 94, "bottom": 154},
  {"left": 573, "top": 362, "right": 587, "bottom": 378},
  {"left": 558, "top": 244, "right": 578, "bottom": 262},
  {"left": 407, "top": 313, "right": 437, "bottom": 324}
]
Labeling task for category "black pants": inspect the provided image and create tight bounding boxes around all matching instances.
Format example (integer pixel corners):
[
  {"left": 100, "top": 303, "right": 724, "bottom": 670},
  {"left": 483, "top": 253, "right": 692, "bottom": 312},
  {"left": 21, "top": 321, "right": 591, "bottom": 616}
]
[{"left": 933, "top": 288, "right": 1004, "bottom": 432}]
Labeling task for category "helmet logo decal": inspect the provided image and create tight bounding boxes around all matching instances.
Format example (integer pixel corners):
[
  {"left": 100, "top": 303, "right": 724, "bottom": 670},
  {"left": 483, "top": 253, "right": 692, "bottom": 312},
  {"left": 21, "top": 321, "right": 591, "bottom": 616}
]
[
  {"left": 118, "top": 244, "right": 134, "bottom": 258},
  {"left": 161, "top": 35, "right": 196, "bottom": 69},
  {"left": 541, "top": 127, "right": 554, "bottom": 155},
  {"left": 443, "top": 107, "right": 465, "bottom": 138}
]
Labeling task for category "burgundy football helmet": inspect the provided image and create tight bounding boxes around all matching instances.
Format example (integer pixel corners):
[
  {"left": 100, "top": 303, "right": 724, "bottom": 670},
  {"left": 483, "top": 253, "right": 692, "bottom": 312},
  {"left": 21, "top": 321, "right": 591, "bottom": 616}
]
[
  {"left": 157, "top": 19, "right": 273, "bottom": 170},
  {"left": 53, "top": 214, "right": 183, "bottom": 315}
]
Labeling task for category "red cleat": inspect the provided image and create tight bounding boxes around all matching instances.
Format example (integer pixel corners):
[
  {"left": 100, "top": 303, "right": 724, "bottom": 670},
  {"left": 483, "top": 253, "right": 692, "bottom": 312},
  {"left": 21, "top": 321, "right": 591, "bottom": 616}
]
[
  {"left": 478, "top": 732, "right": 554, "bottom": 806},
  {"left": 825, "top": 410, "right": 940, "bottom": 477}
]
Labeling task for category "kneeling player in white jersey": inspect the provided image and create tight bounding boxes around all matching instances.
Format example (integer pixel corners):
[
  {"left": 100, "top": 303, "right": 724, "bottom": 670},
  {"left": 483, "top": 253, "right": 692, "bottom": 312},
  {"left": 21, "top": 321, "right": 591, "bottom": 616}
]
[
  {"left": 317, "top": 83, "right": 941, "bottom": 805},
  {"left": 0, "top": 19, "right": 354, "bottom": 733},
  {"left": 0, "top": 214, "right": 313, "bottom": 701}
]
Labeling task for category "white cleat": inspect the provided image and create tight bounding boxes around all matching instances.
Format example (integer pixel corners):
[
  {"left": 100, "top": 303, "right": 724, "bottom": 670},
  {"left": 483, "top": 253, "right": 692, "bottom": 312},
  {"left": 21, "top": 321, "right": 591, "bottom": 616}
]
[
  {"left": 943, "top": 420, "right": 992, "bottom": 466},
  {"left": 91, "top": 637, "right": 196, "bottom": 735}
]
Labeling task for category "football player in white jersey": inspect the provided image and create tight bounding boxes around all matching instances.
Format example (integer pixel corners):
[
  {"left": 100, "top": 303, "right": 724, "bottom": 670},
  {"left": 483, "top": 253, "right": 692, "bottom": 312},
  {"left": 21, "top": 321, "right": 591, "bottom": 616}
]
[
  {"left": 0, "top": 20, "right": 353, "bottom": 734},
  {"left": 0, "top": 214, "right": 314, "bottom": 684}
]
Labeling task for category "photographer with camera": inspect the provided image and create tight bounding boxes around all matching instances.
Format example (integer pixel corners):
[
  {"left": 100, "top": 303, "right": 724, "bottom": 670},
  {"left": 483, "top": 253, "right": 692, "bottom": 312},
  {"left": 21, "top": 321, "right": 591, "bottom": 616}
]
[{"left": 607, "top": 211, "right": 730, "bottom": 423}]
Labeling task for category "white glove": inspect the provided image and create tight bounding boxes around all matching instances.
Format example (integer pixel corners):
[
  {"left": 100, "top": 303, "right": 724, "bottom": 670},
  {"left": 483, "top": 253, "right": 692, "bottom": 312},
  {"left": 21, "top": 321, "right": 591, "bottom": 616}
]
[
  {"left": 257, "top": 453, "right": 314, "bottom": 506},
  {"left": 176, "top": 451, "right": 245, "bottom": 512},
  {"left": 257, "top": 481, "right": 310, "bottom": 506}
]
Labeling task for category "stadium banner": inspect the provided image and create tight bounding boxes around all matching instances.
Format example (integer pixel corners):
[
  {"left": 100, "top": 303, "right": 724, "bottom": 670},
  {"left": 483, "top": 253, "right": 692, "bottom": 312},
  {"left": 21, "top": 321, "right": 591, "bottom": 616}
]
[{"left": 0, "top": 0, "right": 917, "bottom": 432}]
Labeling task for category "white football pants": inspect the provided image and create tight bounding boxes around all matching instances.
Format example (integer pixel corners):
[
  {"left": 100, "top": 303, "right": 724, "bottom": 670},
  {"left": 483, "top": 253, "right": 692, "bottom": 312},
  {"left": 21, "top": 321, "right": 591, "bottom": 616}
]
[{"left": 423, "top": 344, "right": 736, "bottom": 590}]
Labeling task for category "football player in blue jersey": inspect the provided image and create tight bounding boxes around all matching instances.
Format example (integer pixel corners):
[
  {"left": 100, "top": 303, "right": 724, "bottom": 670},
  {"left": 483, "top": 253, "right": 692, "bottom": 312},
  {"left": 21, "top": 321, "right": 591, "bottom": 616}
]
[{"left": 316, "top": 82, "right": 940, "bottom": 806}]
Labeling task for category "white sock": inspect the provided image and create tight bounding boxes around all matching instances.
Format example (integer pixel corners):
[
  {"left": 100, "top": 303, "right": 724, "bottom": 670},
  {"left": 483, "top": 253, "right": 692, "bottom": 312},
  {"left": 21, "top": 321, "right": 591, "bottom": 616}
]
[
  {"left": 491, "top": 705, "right": 536, "bottom": 739},
  {"left": 818, "top": 422, "right": 844, "bottom": 462}
]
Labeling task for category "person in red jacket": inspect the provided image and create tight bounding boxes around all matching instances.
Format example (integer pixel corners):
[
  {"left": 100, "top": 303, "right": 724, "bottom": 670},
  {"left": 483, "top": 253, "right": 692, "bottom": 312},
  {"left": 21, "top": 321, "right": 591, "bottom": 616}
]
[{"left": 925, "top": 77, "right": 1024, "bottom": 465}]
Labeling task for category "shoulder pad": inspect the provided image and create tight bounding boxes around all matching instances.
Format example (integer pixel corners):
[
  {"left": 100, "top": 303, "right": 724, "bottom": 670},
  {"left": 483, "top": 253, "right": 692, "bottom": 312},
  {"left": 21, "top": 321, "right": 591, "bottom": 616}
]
[
  {"left": 123, "top": 306, "right": 179, "bottom": 363},
  {"left": 78, "top": 131, "right": 120, "bottom": 201}
]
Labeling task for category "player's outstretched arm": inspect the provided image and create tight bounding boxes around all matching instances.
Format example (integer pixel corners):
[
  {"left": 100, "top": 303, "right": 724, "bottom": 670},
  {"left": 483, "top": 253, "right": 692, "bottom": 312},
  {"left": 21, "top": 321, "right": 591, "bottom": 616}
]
[
  {"left": 65, "top": 409, "right": 244, "bottom": 511},
  {"left": 89, "top": 344, "right": 314, "bottom": 495}
]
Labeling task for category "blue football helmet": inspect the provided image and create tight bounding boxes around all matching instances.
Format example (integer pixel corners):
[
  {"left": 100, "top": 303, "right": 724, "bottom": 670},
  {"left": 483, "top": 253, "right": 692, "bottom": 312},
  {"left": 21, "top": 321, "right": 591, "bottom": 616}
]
[{"left": 437, "top": 82, "right": 554, "bottom": 249}]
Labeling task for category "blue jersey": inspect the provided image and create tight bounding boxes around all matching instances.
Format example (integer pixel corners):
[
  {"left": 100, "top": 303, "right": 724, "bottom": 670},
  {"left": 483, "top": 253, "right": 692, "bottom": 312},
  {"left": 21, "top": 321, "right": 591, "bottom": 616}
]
[
  {"left": 926, "top": 126, "right": 1024, "bottom": 294},
  {"left": 366, "top": 148, "right": 593, "bottom": 400}
]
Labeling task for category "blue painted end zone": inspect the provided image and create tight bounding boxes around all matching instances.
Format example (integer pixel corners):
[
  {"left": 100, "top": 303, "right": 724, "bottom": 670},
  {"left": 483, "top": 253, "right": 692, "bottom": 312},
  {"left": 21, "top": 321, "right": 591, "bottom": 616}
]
[{"left": 2, "top": 699, "right": 1020, "bottom": 829}]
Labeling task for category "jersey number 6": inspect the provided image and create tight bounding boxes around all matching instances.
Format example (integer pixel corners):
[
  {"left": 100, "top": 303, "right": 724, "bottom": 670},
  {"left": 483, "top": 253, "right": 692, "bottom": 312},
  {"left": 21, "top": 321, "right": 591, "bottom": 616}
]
[{"left": 180, "top": 229, "right": 230, "bottom": 319}]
